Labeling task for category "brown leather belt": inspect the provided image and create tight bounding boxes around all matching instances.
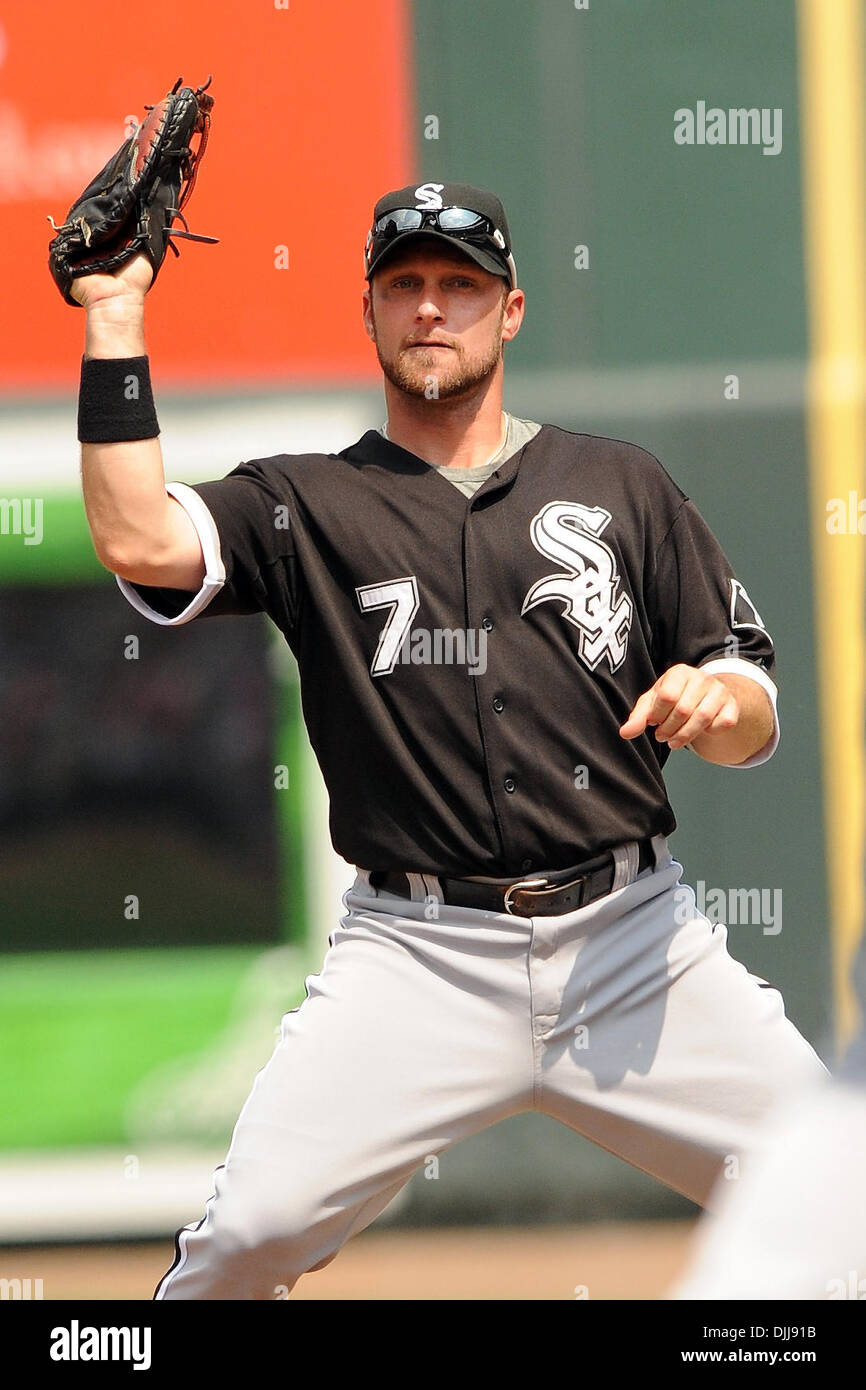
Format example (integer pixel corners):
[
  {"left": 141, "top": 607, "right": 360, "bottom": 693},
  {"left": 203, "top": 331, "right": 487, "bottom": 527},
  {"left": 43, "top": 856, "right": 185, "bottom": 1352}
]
[{"left": 369, "top": 839, "right": 656, "bottom": 917}]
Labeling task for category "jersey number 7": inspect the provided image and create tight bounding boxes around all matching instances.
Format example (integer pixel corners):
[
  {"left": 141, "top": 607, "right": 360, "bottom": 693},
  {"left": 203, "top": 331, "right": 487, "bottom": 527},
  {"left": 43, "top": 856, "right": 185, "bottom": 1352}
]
[{"left": 356, "top": 576, "right": 421, "bottom": 677}]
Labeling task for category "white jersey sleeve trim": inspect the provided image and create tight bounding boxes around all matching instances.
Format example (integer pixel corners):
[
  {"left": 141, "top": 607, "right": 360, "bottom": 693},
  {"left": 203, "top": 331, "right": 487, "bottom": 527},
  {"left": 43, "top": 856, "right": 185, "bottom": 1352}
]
[
  {"left": 114, "top": 482, "right": 226, "bottom": 627},
  {"left": 697, "top": 657, "right": 779, "bottom": 767}
]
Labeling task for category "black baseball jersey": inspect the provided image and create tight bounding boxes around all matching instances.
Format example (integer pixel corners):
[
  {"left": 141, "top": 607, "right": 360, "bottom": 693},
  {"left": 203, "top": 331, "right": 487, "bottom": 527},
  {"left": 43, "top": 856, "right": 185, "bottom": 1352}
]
[{"left": 120, "top": 424, "right": 777, "bottom": 877}]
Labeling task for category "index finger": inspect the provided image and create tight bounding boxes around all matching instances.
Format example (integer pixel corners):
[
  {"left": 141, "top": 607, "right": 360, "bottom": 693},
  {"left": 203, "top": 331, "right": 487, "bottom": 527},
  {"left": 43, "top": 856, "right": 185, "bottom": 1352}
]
[{"left": 619, "top": 685, "right": 673, "bottom": 739}]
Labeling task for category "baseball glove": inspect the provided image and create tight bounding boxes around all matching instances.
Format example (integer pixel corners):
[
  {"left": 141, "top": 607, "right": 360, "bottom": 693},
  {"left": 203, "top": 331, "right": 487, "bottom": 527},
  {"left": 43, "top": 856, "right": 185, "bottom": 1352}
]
[{"left": 47, "top": 75, "right": 218, "bottom": 306}]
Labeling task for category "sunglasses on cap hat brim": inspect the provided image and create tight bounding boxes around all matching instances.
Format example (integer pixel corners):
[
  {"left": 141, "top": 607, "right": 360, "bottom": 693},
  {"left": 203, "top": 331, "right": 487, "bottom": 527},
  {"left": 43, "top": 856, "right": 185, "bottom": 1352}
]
[{"left": 365, "top": 206, "right": 517, "bottom": 288}]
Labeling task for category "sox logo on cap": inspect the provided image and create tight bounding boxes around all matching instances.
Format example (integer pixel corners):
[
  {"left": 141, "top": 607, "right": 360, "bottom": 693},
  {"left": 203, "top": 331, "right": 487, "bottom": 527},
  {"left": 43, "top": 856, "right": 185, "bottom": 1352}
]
[{"left": 414, "top": 182, "right": 446, "bottom": 209}]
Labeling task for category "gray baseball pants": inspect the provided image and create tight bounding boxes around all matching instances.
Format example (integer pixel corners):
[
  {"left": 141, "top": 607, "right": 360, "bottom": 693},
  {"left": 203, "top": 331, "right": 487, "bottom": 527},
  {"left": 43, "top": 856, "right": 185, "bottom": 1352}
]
[{"left": 155, "top": 836, "right": 827, "bottom": 1299}]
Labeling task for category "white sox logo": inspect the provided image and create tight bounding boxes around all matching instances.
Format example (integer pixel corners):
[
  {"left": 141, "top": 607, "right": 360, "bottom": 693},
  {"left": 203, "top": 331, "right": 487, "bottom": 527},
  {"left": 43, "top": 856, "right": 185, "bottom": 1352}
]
[
  {"left": 414, "top": 182, "right": 445, "bottom": 210},
  {"left": 522, "top": 501, "right": 633, "bottom": 671}
]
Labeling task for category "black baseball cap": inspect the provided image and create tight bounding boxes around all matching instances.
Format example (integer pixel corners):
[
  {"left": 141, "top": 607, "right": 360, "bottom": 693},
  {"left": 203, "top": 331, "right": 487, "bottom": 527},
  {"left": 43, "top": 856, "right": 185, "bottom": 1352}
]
[{"left": 365, "top": 181, "right": 517, "bottom": 288}]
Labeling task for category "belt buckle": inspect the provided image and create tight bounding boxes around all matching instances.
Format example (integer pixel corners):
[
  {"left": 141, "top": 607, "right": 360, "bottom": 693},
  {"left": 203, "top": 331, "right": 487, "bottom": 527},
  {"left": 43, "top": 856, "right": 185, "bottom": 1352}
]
[
  {"left": 504, "top": 869, "right": 593, "bottom": 916},
  {"left": 502, "top": 875, "right": 557, "bottom": 916}
]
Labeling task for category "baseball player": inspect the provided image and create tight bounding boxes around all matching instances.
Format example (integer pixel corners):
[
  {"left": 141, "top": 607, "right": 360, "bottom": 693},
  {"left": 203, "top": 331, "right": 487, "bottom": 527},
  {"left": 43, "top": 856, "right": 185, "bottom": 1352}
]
[
  {"left": 73, "top": 180, "right": 827, "bottom": 1300},
  {"left": 669, "top": 914, "right": 866, "bottom": 1300},
  {"left": 669, "top": 1042, "right": 866, "bottom": 1301}
]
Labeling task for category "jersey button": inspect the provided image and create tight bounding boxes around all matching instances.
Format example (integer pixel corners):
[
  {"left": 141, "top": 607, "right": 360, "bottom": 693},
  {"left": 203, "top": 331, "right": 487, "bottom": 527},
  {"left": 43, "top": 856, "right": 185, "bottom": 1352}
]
[
  {"left": 521, "top": 858, "right": 533, "bottom": 872},
  {"left": 481, "top": 616, "right": 494, "bottom": 631},
  {"left": 504, "top": 776, "right": 516, "bottom": 793},
  {"left": 492, "top": 696, "right": 505, "bottom": 713}
]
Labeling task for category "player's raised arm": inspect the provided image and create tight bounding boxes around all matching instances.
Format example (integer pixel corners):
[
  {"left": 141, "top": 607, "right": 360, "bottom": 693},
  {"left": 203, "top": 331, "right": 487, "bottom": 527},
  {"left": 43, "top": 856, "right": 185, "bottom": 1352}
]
[
  {"left": 48, "top": 77, "right": 218, "bottom": 592},
  {"left": 74, "top": 260, "right": 206, "bottom": 591}
]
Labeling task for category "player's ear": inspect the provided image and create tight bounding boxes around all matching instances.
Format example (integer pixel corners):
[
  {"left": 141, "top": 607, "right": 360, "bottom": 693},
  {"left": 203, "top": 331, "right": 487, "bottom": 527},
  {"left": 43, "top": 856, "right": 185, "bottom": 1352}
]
[
  {"left": 501, "top": 288, "right": 525, "bottom": 343},
  {"left": 362, "top": 288, "right": 376, "bottom": 340}
]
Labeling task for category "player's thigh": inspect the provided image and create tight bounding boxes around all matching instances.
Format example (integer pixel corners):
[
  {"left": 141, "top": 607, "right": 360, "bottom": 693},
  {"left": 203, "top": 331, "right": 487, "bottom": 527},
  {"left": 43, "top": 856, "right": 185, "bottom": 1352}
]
[
  {"left": 219, "top": 903, "right": 531, "bottom": 1224},
  {"left": 538, "top": 883, "right": 826, "bottom": 1201}
]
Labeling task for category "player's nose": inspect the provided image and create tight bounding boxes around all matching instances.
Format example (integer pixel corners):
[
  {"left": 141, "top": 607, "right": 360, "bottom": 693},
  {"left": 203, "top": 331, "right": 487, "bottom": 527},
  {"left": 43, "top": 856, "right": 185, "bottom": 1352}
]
[{"left": 415, "top": 294, "right": 445, "bottom": 320}]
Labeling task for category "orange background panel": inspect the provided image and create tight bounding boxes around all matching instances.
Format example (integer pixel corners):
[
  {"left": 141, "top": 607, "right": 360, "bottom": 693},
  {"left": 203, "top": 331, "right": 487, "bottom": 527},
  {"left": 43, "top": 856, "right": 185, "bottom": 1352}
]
[{"left": 0, "top": 0, "right": 413, "bottom": 392}]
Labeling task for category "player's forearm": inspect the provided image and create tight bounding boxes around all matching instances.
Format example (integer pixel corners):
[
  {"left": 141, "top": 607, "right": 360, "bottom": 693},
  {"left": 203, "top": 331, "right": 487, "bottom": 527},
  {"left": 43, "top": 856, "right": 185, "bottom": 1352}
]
[
  {"left": 689, "top": 674, "right": 774, "bottom": 766},
  {"left": 81, "top": 297, "right": 174, "bottom": 573}
]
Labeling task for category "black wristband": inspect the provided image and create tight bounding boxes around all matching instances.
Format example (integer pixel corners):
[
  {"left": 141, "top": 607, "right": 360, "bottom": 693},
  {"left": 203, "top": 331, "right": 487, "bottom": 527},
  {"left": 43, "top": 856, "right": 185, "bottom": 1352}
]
[{"left": 77, "top": 355, "right": 160, "bottom": 443}]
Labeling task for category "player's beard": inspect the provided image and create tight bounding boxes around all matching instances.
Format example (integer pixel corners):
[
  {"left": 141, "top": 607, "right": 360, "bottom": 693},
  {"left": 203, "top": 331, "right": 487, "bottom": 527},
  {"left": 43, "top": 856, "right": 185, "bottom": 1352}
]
[{"left": 371, "top": 309, "right": 506, "bottom": 402}]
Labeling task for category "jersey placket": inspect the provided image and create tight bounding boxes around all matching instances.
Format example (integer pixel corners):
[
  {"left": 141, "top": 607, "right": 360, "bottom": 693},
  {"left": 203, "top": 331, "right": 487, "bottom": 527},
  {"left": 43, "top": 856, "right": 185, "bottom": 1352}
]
[{"left": 460, "top": 460, "right": 534, "bottom": 875}]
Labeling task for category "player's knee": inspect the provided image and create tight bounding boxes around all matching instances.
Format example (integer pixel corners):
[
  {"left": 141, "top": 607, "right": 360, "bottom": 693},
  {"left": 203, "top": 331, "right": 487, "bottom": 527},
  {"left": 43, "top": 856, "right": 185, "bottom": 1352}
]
[{"left": 206, "top": 1189, "right": 331, "bottom": 1277}]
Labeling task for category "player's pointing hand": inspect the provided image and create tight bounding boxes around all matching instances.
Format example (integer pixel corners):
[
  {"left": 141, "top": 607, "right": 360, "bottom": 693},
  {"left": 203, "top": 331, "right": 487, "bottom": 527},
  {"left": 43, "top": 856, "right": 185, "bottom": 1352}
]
[{"left": 619, "top": 663, "right": 739, "bottom": 751}]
